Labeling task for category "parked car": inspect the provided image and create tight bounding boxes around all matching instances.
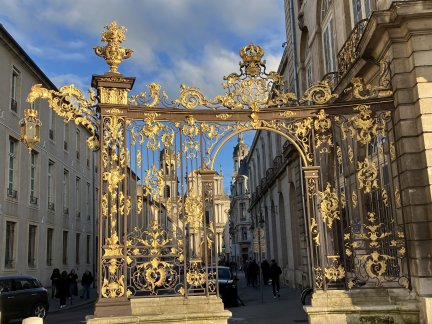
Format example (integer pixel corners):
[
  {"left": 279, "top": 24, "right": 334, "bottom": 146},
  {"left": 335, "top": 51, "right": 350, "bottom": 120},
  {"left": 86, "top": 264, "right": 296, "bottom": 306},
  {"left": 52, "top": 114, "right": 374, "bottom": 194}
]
[
  {"left": 0, "top": 275, "right": 49, "bottom": 322},
  {"left": 208, "top": 266, "right": 238, "bottom": 307}
]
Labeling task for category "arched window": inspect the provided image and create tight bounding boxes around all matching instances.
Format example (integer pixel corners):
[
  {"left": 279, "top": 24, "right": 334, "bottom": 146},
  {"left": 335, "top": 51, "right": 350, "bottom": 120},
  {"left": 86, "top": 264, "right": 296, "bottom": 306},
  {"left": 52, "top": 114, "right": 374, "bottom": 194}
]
[
  {"left": 351, "top": 0, "right": 372, "bottom": 25},
  {"left": 321, "top": 0, "right": 336, "bottom": 74}
]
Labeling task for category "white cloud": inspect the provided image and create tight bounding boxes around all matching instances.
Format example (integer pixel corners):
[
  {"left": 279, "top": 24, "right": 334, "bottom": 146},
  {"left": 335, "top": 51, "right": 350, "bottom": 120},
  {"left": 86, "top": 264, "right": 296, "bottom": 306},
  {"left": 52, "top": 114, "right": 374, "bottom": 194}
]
[{"left": 48, "top": 73, "right": 89, "bottom": 92}]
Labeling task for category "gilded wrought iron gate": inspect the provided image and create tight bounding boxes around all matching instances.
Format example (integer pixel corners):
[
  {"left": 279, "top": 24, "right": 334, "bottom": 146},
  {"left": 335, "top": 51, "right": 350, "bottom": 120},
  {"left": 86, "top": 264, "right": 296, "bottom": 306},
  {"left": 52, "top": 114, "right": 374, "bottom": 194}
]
[{"left": 24, "top": 22, "right": 410, "bottom": 302}]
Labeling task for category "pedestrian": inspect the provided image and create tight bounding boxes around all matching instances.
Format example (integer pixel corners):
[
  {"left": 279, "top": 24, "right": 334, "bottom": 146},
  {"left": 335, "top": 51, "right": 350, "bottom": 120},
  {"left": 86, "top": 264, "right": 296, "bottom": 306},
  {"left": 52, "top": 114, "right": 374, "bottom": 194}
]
[
  {"left": 261, "top": 259, "right": 270, "bottom": 285},
  {"left": 250, "top": 260, "right": 259, "bottom": 287},
  {"left": 67, "top": 269, "right": 78, "bottom": 303},
  {"left": 57, "top": 270, "right": 70, "bottom": 308},
  {"left": 269, "top": 259, "right": 282, "bottom": 298},
  {"left": 80, "top": 270, "right": 94, "bottom": 300},
  {"left": 50, "top": 268, "right": 61, "bottom": 299}
]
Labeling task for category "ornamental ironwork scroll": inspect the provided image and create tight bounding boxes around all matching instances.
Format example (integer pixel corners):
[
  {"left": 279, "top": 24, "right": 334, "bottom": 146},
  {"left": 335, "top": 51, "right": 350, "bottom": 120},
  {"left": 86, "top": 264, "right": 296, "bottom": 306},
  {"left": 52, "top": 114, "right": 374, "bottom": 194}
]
[{"left": 24, "top": 21, "right": 410, "bottom": 301}]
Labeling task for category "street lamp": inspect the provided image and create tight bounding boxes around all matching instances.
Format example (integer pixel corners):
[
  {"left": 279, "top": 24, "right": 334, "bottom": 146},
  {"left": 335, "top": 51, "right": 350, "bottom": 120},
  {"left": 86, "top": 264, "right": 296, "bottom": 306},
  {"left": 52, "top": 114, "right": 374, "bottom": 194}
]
[{"left": 19, "top": 108, "right": 41, "bottom": 152}]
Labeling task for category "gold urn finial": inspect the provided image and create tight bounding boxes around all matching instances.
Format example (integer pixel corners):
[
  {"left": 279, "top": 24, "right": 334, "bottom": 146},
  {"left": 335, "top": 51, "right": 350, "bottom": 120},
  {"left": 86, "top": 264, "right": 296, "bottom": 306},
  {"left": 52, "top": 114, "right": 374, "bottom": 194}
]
[
  {"left": 94, "top": 21, "right": 134, "bottom": 74},
  {"left": 239, "top": 43, "right": 265, "bottom": 76}
]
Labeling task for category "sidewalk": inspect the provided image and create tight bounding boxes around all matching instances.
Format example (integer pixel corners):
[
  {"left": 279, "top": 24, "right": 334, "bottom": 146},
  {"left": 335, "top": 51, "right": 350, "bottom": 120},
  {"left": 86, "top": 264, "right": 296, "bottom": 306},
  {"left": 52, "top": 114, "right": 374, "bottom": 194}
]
[
  {"left": 228, "top": 271, "right": 308, "bottom": 323},
  {"left": 48, "top": 287, "right": 98, "bottom": 314}
]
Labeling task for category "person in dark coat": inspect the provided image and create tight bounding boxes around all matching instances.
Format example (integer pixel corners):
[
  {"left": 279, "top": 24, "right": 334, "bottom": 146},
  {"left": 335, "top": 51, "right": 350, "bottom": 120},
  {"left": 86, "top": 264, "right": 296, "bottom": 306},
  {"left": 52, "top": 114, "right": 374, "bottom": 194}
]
[
  {"left": 249, "top": 260, "right": 259, "bottom": 288},
  {"left": 50, "top": 268, "right": 61, "bottom": 299},
  {"left": 261, "top": 259, "right": 270, "bottom": 285},
  {"left": 67, "top": 269, "right": 78, "bottom": 302},
  {"left": 269, "top": 259, "right": 282, "bottom": 298},
  {"left": 80, "top": 270, "right": 94, "bottom": 300},
  {"left": 57, "top": 270, "right": 70, "bottom": 308}
]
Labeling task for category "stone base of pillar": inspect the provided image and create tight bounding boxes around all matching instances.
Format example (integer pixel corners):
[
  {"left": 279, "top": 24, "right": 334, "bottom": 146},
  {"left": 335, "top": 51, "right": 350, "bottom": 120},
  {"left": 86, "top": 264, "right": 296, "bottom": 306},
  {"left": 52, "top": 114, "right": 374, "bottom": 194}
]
[
  {"left": 87, "top": 295, "right": 231, "bottom": 324},
  {"left": 418, "top": 296, "right": 432, "bottom": 324},
  {"left": 304, "top": 289, "right": 419, "bottom": 324}
]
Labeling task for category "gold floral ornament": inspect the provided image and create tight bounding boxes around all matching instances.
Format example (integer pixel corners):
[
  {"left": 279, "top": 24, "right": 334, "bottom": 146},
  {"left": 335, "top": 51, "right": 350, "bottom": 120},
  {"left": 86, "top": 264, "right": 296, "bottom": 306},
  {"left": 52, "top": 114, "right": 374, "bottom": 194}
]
[
  {"left": 26, "top": 84, "right": 99, "bottom": 150},
  {"left": 357, "top": 157, "right": 379, "bottom": 194},
  {"left": 324, "top": 256, "right": 345, "bottom": 282},
  {"left": 185, "top": 193, "right": 203, "bottom": 231},
  {"left": 94, "top": 21, "right": 133, "bottom": 74},
  {"left": 347, "top": 105, "right": 387, "bottom": 145},
  {"left": 143, "top": 165, "right": 164, "bottom": 201},
  {"left": 129, "top": 82, "right": 166, "bottom": 107},
  {"left": 299, "top": 80, "right": 338, "bottom": 105},
  {"left": 314, "top": 109, "right": 333, "bottom": 153},
  {"left": 319, "top": 183, "right": 340, "bottom": 229}
]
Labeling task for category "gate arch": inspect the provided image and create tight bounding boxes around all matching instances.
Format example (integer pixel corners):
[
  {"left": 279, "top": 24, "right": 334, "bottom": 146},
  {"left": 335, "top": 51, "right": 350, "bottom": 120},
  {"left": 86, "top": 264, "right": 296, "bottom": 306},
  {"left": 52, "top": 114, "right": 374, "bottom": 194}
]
[{"left": 23, "top": 21, "right": 410, "bottom": 307}]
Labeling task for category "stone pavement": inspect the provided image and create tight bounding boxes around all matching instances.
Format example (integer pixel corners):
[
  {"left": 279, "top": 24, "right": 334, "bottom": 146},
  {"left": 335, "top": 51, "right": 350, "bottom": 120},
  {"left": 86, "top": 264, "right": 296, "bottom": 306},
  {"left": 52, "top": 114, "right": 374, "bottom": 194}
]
[
  {"left": 228, "top": 271, "right": 309, "bottom": 324},
  {"left": 48, "top": 287, "right": 97, "bottom": 314}
]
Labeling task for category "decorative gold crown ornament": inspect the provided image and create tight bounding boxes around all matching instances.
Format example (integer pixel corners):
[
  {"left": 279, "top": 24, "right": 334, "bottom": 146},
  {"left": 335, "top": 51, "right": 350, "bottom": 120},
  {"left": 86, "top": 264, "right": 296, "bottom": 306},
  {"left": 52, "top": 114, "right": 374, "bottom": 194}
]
[
  {"left": 94, "top": 21, "right": 134, "bottom": 74},
  {"left": 239, "top": 43, "right": 265, "bottom": 76}
]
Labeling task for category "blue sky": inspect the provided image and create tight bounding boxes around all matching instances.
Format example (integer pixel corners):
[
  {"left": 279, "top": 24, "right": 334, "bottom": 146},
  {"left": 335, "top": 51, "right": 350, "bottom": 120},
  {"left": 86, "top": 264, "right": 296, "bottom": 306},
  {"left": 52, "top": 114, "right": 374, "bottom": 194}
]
[{"left": 0, "top": 0, "right": 286, "bottom": 192}]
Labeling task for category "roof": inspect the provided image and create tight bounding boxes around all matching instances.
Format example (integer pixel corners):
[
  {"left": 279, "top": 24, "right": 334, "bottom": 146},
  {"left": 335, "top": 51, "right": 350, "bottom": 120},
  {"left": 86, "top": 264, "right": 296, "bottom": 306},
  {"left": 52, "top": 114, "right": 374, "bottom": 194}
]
[{"left": 0, "top": 23, "right": 57, "bottom": 91}]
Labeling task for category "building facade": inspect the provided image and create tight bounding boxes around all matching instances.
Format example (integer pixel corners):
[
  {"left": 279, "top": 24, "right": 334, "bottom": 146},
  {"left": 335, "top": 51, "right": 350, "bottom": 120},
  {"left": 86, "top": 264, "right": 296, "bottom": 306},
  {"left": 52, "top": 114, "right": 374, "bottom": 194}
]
[
  {"left": 0, "top": 24, "right": 98, "bottom": 287},
  {"left": 246, "top": 0, "right": 432, "bottom": 322},
  {"left": 229, "top": 135, "right": 253, "bottom": 266}
]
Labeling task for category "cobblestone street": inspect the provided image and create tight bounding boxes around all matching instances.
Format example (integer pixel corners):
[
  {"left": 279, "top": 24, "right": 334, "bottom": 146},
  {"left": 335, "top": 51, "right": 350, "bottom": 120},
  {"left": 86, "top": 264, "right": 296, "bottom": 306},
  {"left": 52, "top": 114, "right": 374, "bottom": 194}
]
[{"left": 228, "top": 272, "right": 308, "bottom": 323}]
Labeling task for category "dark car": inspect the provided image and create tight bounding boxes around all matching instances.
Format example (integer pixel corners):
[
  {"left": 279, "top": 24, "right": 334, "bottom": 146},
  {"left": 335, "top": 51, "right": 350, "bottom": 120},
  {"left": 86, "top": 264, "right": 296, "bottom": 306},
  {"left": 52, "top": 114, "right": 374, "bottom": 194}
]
[
  {"left": 208, "top": 266, "right": 238, "bottom": 307},
  {"left": 0, "top": 275, "right": 49, "bottom": 322}
]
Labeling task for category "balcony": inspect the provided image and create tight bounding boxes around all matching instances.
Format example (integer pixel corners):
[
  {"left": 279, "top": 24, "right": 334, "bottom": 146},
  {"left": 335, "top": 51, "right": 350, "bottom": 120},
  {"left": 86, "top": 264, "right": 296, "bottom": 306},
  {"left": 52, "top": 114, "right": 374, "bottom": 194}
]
[
  {"left": 10, "top": 98, "right": 17, "bottom": 112},
  {"left": 337, "top": 19, "right": 368, "bottom": 77},
  {"left": 30, "top": 195, "right": 38, "bottom": 205},
  {"left": 7, "top": 187, "right": 17, "bottom": 199}
]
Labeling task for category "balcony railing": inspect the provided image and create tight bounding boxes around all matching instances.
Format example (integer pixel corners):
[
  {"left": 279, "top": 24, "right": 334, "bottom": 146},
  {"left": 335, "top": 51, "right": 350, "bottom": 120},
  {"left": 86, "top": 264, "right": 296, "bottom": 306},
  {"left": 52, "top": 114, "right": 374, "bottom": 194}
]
[
  {"left": 337, "top": 19, "right": 368, "bottom": 77},
  {"left": 30, "top": 195, "right": 38, "bottom": 205},
  {"left": 10, "top": 98, "right": 17, "bottom": 112},
  {"left": 7, "top": 187, "right": 17, "bottom": 198}
]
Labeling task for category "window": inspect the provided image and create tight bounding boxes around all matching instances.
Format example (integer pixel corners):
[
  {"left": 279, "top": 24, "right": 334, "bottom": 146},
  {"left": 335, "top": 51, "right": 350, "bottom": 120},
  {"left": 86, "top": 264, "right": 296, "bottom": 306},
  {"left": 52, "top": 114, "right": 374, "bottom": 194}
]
[
  {"left": 7, "top": 137, "right": 18, "bottom": 198},
  {"left": 46, "top": 228, "right": 53, "bottom": 266},
  {"left": 64, "top": 122, "right": 69, "bottom": 151},
  {"left": 351, "top": 0, "right": 371, "bottom": 25},
  {"left": 5, "top": 221, "right": 16, "bottom": 268},
  {"left": 63, "top": 170, "right": 69, "bottom": 215},
  {"left": 242, "top": 227, "right": 248, "bottom": 241},
  {"left": 30, "top": 151, "right": 38, "bottom": 205},
  {"left": 86, "top": 147, "right": 90, "bottom": 167},
  {"left": 86, "top": 235, "right": 91, "bottom": 264},
  {"left": 164, "top": 185, "right": 171, "bottom": 198},
  {"left": 76, "top": 177, "right": 81, "bottom": 218},
  {"left": 75, "top": 233, "right": 80, "bottom": 265},
  {"left": 86, "top": 182, "right": 90, "bottom": 220},
  {"left": 48, "top": 161, "right": 55, "bottom": 210},
  {"left": 28, "top": 225, "right": 37, "bottom": 267},
  {"left": 240, "top": 203, "right": 246, "bottom": 221},
  {"left": 306, "top": 61, "right": 313, "bottom": 88},
  {"left": 76, "top": 129, "right": 80, "bottom": 160},
  {"left": 62, "top": 231, "right": 68, "bottom": 265},
  {"left": 321, "top": 0, "right": 336, "bottom": 73},
  {"left": 49, "top": 109, "right": 55, "bottom": 140},
  {"left": 10, "top": 67, "right": 19, "bottom": 112}
]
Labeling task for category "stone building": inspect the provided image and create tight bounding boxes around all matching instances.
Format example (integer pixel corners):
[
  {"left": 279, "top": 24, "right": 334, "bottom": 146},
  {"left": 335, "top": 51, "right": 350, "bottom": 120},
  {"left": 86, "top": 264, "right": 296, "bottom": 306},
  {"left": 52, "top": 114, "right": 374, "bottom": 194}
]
[
  {"left": 229, "top": 135, "right": 253, "bottom": 266},
  {"left": 246, "top": 0, "right": 432, "bottom": 322},
  {"left": 0, "top": 24, "right": 98, "bottom": 286}
]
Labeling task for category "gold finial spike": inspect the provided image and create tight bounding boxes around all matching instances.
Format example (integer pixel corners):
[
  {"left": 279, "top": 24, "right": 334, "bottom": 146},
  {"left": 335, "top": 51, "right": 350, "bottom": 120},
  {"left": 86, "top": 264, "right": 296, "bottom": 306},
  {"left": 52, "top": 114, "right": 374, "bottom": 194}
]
[{"left": 94, "top": 21, "right": 134, "bottom": 74}]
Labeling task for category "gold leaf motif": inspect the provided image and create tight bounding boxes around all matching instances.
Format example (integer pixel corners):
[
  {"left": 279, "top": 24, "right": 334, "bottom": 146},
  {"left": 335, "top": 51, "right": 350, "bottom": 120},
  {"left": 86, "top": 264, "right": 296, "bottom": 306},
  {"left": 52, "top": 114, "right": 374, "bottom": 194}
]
[
  {"left": 279, "top": 110, "right": 296, "bottom": 118},
  {"left": 174, "top": 84, "right": 211, "bottom": 109},
  {"left": 324, "top": 265, "right": 345, "bottom": 282},
  {"left": 390, "top": 142, "right": 396, "bottom": 161},
  {"left": 352, "top": 191, "right": 358, "bottom": 208},
  {"left": 382, "top": 189, "right": 389, "bottom": 207},
  {"left": 310, "top": 218, "right": 320, "bottom": 246},
  {"left": 319, "top": 183, "right": 340, "bottom": 229},
  {"left": 348, "top": 145, "right": 354, "bottom": 164},
  {"left": 357, "top": 157, "right": 379, "bottom": 194},
  {"left": 314, "top": 109, "right": 333, "bottom": 153},
  {"left": 395, "top": 188, "right": 401, "bottom": 208}
]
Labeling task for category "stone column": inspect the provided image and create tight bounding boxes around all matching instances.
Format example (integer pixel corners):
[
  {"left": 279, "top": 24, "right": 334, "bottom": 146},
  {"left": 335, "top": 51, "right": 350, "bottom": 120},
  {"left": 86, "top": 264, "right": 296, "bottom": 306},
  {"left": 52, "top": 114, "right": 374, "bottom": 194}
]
[{"left": 362, "top": 2, "right": 432, "bottom": 322}]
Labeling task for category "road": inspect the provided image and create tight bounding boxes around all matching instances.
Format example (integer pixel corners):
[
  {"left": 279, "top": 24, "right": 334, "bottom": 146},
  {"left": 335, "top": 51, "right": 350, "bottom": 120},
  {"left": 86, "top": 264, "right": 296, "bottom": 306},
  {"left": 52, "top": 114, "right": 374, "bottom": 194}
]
[{"left": 45, "top": 303, "right": 94, "bottom": 324}]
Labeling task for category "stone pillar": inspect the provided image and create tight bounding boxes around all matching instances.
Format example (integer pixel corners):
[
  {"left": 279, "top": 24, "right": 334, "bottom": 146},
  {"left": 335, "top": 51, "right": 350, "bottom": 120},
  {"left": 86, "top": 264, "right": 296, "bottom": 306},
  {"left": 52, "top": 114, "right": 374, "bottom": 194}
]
[{"left": 361, "top": 2, "right": 432, "bottom": 322}]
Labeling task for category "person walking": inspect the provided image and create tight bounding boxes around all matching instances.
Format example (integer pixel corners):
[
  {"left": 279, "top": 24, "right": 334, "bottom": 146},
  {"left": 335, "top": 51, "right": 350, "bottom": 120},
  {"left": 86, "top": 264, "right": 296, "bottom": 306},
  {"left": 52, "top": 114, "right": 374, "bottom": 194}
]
[
  {"left": 269, "top": 259, "right": 282, "bottom": 298},
  {"left": 50, "top": 268, "right": 61, "bottom": 299},
  {"left": 67, "top": 269, "right": 78, "bottom": 303},
  {"left": 80, "top": 270, "right": 94, "bottom": 300},
  {"left": 57, "top": 270, "right": 70, "bottom": 308},
  {"left": 261, "top": 259, "right": 270, "bottom": 285}
]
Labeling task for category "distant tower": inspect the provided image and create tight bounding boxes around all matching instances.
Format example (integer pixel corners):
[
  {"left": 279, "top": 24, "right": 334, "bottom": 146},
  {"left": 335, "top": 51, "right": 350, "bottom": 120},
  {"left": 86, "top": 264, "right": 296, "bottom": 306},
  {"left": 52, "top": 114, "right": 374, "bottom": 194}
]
[
  {"left": 232, "top": 133, "right": 249, "bottom": 180},
  {"left": 159, "top": 148, "right": 178, "bottom": 199}
]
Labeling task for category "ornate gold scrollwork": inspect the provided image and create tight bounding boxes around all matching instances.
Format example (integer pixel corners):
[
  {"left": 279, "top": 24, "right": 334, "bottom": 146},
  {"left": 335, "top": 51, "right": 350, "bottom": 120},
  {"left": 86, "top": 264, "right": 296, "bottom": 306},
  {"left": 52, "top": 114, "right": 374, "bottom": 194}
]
[
  {"left": 27, "top": 84, "right": 99, "bottom": 150},
  {"left": 143, "top": 164, "right": 164, "bottom": 200},
  {"left": 325, "top": 256, "right": 345, "bottom": 282},
  {"left": 357, "top": 157, "right": 379, "bottom": 194},
  {"left": 314, "top": 110, "right": 333, "bottom": 153},
  {"left": 185, "top": 193, "right": 203, "bottom": 231},
  {"left": 310, "top": 218, "right": 320, "bottom": 246},
  {"left": 299, "top": 80, "right": 338, "bottom": 105},
  {"left": 129, "top": 82, "right": 165, "bottom": 107},
  {"left": 319, "top": 183, "right": 340, "bottom": 229},
  {"left": 314, "top": 267, "right": 324, "bottom": 289}
]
